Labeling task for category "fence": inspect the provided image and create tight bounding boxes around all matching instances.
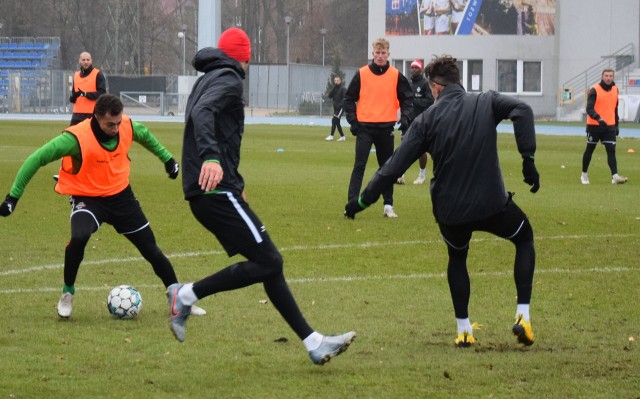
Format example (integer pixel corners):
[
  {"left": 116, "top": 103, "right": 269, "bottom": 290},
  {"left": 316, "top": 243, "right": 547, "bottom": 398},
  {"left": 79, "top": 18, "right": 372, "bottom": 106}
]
[
  {"left": 119, "top": 91, "right": 189, "bottom": 116},
  {"left": 246, "top": 63, "right": 357, "bottom": 115},
  {"left": 0, "top": 63, "right": 358, "bottom": 116}
]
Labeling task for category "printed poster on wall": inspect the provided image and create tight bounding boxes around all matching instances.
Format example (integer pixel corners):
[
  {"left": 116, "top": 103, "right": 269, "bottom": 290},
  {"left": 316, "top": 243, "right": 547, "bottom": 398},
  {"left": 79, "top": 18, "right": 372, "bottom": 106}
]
[{"left": 385, "top": 0, "right": 556, "bottom": 36}]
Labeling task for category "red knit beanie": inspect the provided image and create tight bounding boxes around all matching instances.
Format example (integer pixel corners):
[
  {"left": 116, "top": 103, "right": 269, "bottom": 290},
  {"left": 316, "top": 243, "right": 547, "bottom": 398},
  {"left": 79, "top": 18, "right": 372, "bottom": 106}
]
[{"left": 218, "top": 28, "right": 251, "bottom": 62}]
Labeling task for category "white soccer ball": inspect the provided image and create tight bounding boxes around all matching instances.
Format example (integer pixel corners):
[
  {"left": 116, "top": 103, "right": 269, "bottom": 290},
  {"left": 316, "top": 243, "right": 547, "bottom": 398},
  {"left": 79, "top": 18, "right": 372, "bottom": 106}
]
[{"left": 107, "top": 285, "right": 143, "bottom": 319}]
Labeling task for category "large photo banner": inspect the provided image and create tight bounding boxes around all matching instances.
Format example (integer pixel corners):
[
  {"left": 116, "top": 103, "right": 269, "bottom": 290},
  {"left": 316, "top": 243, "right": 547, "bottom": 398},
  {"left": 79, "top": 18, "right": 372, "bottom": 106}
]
[{"left": 385, "top": 0, "right": 555, "bottom": 36}]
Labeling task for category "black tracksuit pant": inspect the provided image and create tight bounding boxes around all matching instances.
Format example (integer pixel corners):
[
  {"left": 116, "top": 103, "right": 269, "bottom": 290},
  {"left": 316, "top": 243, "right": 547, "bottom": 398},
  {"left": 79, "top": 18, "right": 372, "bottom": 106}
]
[{"left": 348, "top": 124, "right": 395, "bottom": 206}]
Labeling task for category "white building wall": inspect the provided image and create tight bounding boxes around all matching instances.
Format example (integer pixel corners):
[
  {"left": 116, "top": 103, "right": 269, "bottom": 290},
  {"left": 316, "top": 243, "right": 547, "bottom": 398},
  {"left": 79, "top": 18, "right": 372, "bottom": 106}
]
[
  {"left": 557, "top": 0, "right": 639, "bottom": 85},
  {"left": 368, "top": 0, "right": 640, "bottom": 119}
]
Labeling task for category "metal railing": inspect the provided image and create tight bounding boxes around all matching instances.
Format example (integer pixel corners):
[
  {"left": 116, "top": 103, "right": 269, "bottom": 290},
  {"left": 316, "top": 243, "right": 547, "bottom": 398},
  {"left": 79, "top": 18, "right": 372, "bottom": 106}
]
[
  {"left": 561, "top": 43, "right": 634, "bottom": 95},
  {"left": 557, "top": 43, "right": 636, "bottom": 120},
  {"left": 559, "top": 43, "right": 635, "bottom": 105}
]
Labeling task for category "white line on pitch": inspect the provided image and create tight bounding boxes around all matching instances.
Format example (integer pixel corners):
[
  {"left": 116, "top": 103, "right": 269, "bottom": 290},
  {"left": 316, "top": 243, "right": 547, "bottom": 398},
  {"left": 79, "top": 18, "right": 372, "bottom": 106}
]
[
  {"left": 0, "top": 265, "right": 635, "bottom": 295},
  {"left": 0, "top": 233, "right": 634, "bottom": 277}
]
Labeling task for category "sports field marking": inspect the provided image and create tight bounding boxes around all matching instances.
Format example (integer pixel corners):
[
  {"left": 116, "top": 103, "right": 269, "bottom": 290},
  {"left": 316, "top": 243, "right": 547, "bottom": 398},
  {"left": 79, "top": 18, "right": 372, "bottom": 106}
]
[
  {"left": 0, "top": 233, "right": 636, "bottom": 296},
  {"left": 0, "top": 233, "right": 634, "bottom": 278},
  {"left": 0, "top": 265, "right": 635, "bottom": 296}
]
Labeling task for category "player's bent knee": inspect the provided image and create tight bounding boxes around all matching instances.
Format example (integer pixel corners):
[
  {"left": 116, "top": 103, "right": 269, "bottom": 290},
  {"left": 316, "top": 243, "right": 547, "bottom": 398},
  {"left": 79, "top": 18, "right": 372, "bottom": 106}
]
[
  {"left": 446, "top": 244, "right": 469, "bottom": 258},
  {"left": 259, "top": 250, "right": 283, "bottom": 277},
  {"left": 511, "top": 219, "right": 534, "bottom": 245}
]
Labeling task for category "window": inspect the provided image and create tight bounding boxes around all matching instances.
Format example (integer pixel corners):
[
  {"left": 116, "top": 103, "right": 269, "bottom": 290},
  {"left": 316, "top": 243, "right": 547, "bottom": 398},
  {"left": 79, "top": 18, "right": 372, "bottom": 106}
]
[
  {"left": 497, "top": 60, "right": 517, "bottom": 92},
  {"left": 497, "top": 60, "right": 542, "bottom": 94},
  {"left": 396, "top": 58, "right": 484, "bottom": 92},
  {"left": 523, "top": 61, "right": 541, "bottom": 92},
  {"left": 453, "top": 59, "right": 484, "bottom": 92},
  {"left": 466, "top": 60, "right": 483, "bottom": 92},
  {"left": 394, "top": 59, "right": 427, "bottom": 77},
  {"left": 393, "top": 59, "right": 404, "bottom": 72}
]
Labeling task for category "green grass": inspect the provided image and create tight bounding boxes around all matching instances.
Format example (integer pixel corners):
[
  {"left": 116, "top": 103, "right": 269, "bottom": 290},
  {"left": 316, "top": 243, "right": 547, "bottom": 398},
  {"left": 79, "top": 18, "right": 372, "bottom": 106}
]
[{"left": 0, "top": 120, "right": 639, "bottom": 398}]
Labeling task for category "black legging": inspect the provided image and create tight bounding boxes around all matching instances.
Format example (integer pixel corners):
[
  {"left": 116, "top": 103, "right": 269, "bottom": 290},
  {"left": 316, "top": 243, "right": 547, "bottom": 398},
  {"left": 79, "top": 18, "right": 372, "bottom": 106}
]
[
  {"left": 192, "top": 239, "right": 314, "bottom": 340},
  {"left": 331, "top": 106, "right": 344, "bottom": 136},
  {"left": 441, "top": 203, "right": 535, "bottom": 319},
  {"left": 582, "top": 142, "right": 617, "bottom": 175},
  {"left": 64, "top": 212, "right": 178, "bottom": 288},
  {"left": 348, "top": 125, "right": 395, "bottom": 205},
  {"left": 447, "top": 234, "right": 535, "bottom": 319}
]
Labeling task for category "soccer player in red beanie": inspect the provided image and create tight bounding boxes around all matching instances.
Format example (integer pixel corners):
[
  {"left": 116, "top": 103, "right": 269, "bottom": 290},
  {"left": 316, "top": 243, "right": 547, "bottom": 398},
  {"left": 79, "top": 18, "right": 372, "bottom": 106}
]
[{"left": 167, "top": 27, "right": 356, "bottom": 366}]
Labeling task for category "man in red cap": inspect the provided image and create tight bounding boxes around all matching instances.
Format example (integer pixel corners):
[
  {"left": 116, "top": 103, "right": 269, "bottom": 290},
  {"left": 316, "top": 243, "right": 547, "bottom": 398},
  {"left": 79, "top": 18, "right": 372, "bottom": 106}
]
[
  {"left": 397, "top": 59, "right": 434, "bottom": 185},
  {"left": 167, "top": 27, "right": 356, "bottom": 366}
]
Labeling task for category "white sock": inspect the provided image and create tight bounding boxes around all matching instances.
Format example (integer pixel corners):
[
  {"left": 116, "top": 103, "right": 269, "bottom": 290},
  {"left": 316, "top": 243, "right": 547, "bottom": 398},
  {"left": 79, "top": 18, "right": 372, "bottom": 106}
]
[
  {"left": 419, "top": 168, "right": 426, "bottom": 178},
  {"left": 303, "top": 331, "right": 323, "bottom": 351},
  {"left": 384, "top": 204, "right": 393, "bottom": 212},
  {"left": 456, "top": 318, "right": 472, "bottom": 334},
  {"left": 582, "top": 172, "right": 588, "bottom": 177},
  {"left": 516, "top": 304, "right": 530, "bottom": 322},
  {"left": 612, "top": 173, "right": 619, "bottom": 179},
  {"left": 178, "top": 283, "right": 198, "bottom": 306}
]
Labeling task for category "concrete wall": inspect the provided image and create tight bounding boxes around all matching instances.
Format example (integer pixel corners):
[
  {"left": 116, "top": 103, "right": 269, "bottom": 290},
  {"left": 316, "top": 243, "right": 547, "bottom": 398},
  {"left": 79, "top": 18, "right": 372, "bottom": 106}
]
[
  {"left": 369, "top": 0, "right": 640, "bottom": 119},
  {"left": 556, "top": 0, "right": 639, "bottom": 85}
]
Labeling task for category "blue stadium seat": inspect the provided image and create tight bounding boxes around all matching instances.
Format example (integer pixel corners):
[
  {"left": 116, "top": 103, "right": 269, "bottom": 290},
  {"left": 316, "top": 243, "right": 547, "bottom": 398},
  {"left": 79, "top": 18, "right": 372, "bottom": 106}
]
[{"left": 0, "top": 39, "right": 59, "bottom": 104}]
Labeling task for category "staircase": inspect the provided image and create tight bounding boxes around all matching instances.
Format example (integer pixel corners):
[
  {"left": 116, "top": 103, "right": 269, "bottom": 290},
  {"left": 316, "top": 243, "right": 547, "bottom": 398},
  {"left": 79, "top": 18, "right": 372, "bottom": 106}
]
[{"left": 557, "top": 43, "right": 637, "bottom": 121}]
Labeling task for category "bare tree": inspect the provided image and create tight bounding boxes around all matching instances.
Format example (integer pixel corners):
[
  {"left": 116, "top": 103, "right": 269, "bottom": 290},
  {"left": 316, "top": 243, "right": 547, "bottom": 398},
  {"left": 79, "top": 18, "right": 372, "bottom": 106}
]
[
  {"left": 332, "top": 1, "right": 368, "bottom": 67},
  {"left": 0, "top": 0, "right": 367, "bottom": 72}
]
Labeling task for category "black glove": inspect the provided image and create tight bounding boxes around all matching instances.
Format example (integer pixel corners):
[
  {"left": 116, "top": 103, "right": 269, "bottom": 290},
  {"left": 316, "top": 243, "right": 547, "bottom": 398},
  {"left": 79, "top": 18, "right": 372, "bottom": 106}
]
[
  {"left": 597, "top": 118, "right": 607, "bottom": 127},
  {"left": 69, "top": 91, "right": 80, "bottom": 103},
  {"left": 350, "top": 123, "right": 360, "bottom": 136},
  {"left": 0, "top": 195, "right": 18, "bottom": 217},
  {"left": 164, "top": 158, "right": 179, "bottom": 179},
  {"left": 398, "top": 116, "right": 410, "bottom": 134},
  {"left": 615, "top": 125, "right": 619, "bottom": 136},
  {"left": 344, "top": 198, "right": 366, "bottom": 219},
  {"left": 522, "top": 156, "right": 540, "bottom": 193}
]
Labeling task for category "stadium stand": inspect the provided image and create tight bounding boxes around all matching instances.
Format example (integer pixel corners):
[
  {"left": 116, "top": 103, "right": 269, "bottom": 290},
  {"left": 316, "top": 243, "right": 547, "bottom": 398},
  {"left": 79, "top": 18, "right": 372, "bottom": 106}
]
[{"left": 0, "top": 37, "right": 60, "bottom": 112}]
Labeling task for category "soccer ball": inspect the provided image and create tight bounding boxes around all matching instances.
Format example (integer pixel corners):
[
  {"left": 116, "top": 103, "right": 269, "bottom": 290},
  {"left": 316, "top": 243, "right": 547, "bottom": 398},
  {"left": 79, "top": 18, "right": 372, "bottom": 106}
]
[{"left": 107, "top": 285, "right": 143, "bottom": 319}]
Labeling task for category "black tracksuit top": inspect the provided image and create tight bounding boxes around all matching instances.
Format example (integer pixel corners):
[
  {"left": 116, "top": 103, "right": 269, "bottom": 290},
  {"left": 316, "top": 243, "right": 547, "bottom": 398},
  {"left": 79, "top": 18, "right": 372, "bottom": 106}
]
[
  {"left": 360, "top": 84, "right": 536, "bottom": 225},
  {"left": 182, "top": 48, "right": 246, "bottom": 199}
]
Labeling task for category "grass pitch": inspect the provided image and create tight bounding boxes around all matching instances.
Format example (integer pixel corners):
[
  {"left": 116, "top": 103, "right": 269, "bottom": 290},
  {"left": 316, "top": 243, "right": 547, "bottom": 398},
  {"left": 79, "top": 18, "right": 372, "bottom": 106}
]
[{"left": 0, "top": 120, "right": 638, "bottom": 398}]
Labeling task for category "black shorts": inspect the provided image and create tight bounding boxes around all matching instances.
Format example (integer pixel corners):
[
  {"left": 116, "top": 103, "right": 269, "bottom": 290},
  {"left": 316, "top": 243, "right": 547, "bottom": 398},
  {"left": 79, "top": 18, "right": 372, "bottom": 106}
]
[
  {"left": 188, "top": 192, "right": 271, "bottom": 257},
  {"left": 438, "top": 197, "right": 531, "bottom": 250},
  {"left": 70, "top": 186, "right": 149, "bottom": 234},
  {"left": 586, "top": 130, "right": 616, "bottom": 145}
]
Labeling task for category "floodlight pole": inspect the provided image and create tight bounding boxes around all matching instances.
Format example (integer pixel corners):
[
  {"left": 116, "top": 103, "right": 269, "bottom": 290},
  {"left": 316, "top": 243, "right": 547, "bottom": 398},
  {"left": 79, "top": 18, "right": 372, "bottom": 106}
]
[
  {"left": 285, "top": 16, "right": 292, "bottom": 112},
  {"left": 320, "top": 28, "right": 327, "bottom": 67},
  {"left": 177, "top": 27, "right": 186, "bottom": 76}
]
